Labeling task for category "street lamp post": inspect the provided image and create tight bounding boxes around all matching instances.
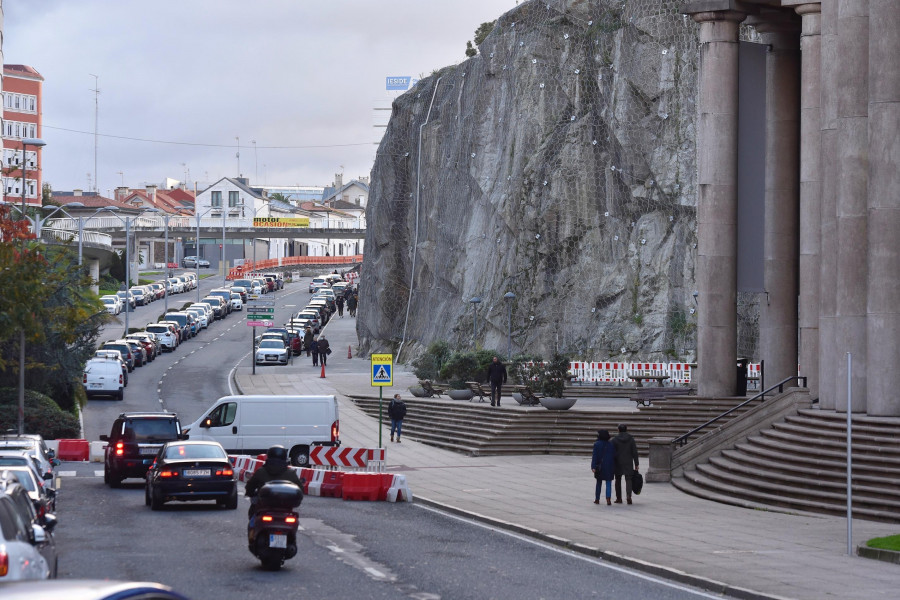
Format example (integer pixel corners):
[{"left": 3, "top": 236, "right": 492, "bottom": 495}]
[
  {"left": 195, "top": 205, "right": 218, "bottom": 303},
  {"left": 504, "top": 292, "right": 516, "bottom": 360},
  {"left": 143, "top": 208, "right": 184, "bottom": 314},
  {"left": 469, "top": 296, "right": 482, "bottom": 349}
]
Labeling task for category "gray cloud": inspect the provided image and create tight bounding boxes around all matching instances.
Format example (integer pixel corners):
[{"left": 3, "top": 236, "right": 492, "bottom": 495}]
[{"left": 3, "top": 0, "right": 514, "bottom": 193}]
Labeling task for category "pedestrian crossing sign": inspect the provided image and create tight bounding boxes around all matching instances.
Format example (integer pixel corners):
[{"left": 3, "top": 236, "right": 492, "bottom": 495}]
[{"left": 371, "top": 353, "right": 393, "bottom": 387}]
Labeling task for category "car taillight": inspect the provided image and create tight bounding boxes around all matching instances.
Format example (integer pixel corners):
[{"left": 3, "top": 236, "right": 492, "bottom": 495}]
[
  {"left": 284, "top": 516, "right": 297, "bottom": 524},
  {"left": 83, "top": 373, "right": 87, "bottom": 383},
  {"left": 331, "top": 420, "right": 339, "bottom": 443},
  {"left": 159, "top": 470, "right": 178, "bottom": 478},
  {"left": 119, "top": 374, "right": 123, "bottom": 384},
  {"left": 0, "top": 550, "right": 8, "bottom": 576},
  {"left": 261, "top": 515, "right": 274, "bottom": 522},
  {"left": 215, "top": 468, "right": 234, "bottom": 477},
  {"left": 115, "top": 441, "right": 124, "bottom": 456}
]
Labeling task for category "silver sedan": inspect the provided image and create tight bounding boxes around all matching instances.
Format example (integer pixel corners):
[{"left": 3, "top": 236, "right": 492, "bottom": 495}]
[{"left": 255, "top": 339, "right": 288, "bottom": 365}]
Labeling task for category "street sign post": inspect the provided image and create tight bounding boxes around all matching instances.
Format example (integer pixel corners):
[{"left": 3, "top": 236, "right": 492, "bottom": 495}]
[
  {"left": 370, "top": 354, "right": 393, "bottom": 448},
  {"left": 247, "top": 320, "right": 273, "bottom": 327},
  {"left": 245, "top": 307, "right": 274, "bottom": 313},
  {"left": 246, "top": 300, "right": 275, "bottom": 307}
]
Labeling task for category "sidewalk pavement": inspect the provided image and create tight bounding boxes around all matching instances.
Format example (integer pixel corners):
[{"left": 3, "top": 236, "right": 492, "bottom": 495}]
[{"left": 234, "top": 313, "right": 897, "bottom": 600}]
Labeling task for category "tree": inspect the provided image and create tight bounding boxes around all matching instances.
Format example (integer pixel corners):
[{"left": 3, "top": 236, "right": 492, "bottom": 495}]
[
  {"left": 474, "top": 21, "right": 496, "bottom": 46},
  {"left": 0, "top": 204, "right": 104, "bottom": 412},
  {"left": 465, "top": 41, "right": 477, "bottom": 58},
  {"left": 268, "top": 193, "right": 291, "bottom": 204}
]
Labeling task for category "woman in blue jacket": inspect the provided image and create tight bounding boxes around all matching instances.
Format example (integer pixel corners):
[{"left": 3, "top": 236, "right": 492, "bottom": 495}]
[{"left": 591, "top": 429, "right": 617, "bottom": 505}]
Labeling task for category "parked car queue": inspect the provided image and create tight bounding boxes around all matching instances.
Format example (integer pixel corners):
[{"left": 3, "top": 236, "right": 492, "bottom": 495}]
[{"left": 84, "top": 277, "right": 244, "bottom": 402}]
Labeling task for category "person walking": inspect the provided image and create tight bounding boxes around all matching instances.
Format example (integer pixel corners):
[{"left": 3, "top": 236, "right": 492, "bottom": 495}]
[
  {"left": 388, "top": 393, "right": 407, "bottom": 443},
  {"left": 612, "top": 423, "right": 640, "bottom": 504},
  {"left": 347, "top": 293, "right": 358, "bottom": 317},
  {"left": 303, "top": 326, "right": 313, "bottom": 357},
  {"left": 318, "top": 334, "right": 331, "bottom": 367},
  {"left": 485, "top": 356, "right": 508, "bottom": 407},
  {"left": 336, "top": 295, "right": 345, "bottom": 317},
  {"left": 591, "top": 430, "right": 617, "bottom": 505},
  {"left": 309, "top": 336, "right": 319, "bottom": 367}
]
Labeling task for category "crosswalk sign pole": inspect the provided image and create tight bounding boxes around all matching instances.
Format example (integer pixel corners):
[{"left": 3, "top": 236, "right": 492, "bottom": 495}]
[{"left": 371, "top": 353, "right": 393, "bottom": 450}]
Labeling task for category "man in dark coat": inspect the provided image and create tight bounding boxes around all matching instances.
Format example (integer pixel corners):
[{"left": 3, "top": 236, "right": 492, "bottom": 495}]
[
  {"left": 485, "top": 356, "right": 508, "bottom": 407},
  {"left": 317, "top": 335, "right": 330, "bottom": 366},
  {"left": 244, "top": 445, "right": 303, "bottom": 517},
  {"left": 612, "top": 423, "right": 639, "bottom": 504},
  {"left": 303, "top": 327, "right": 314, "bottom": 357},
  {"left": 387, "top": 393, "right": 407, "bottom": 443}
]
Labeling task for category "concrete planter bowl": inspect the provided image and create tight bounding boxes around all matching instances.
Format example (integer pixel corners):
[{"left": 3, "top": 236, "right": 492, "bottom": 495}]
[
  {"left": 512, "top": 392, "right": 526, "bottom": 405},
  {"left": 447, "top": 389, "right": 474, "bottom": 401},
  {"left": 408, "top": 386, "right": 426, "bottom": 397},
  {"left": 539, "top": 396, "right": 577, "bottom": 410}
]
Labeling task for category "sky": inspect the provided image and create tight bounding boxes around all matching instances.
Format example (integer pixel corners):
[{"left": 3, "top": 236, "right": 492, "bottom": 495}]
[{"left": 2, "top": 0, "right": 516, "bottom": 195}]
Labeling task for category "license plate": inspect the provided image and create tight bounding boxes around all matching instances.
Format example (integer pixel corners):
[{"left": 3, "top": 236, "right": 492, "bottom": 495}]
[
  {"left": 183, "top": 469, "right": 210, "bottom": 477},
  {"left": 90, "top": 383, "right": 102, "bottom": 388},
  {"left": 269, "top": 534, "right": 287, "bottom": 549},
  {"left": 140, "top": 447, "right": 160, "bottom": 455},
  {"left": 266, "top": 355, "right": 277, "bottom": 360}
]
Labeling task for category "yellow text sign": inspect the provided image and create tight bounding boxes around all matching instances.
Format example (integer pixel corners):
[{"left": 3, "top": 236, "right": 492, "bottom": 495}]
[
  {"left": 253, "top": 217, "right": 310, "bottom": 228},
  {"left": 371, "top": 353, "right": 393, "bottom": 387}
]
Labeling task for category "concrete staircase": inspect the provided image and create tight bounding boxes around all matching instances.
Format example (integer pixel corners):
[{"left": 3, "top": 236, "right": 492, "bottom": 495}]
[
  {"left": 350, "top": 393, "right": 756, "bottom": 458},
  {"left": 673, "top": 409, "right": 900, "bottom": 523}
]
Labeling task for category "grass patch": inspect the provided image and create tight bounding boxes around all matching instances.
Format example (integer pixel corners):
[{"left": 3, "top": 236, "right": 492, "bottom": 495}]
[{"left": 867, "top": 534, "right": 900, "bottom": 551}]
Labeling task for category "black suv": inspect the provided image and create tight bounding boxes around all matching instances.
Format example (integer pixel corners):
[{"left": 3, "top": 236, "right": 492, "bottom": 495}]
[{"left": 100, "top": 412, "right": 185, "bottom": 487}]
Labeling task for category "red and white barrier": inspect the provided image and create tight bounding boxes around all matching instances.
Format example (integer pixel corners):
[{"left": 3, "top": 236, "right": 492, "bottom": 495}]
[
  {"left": 385, "top": 474, "right": 413, "bottom": 503},
  {"left": 310, "top": 446, "right": 369, "bottom": 468},
  {"left": 668, "top": 363, "right": 693, "bottom": 385}
]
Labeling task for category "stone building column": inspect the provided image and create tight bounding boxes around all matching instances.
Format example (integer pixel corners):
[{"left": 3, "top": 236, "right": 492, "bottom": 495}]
[
  {"left": 685, "top": 4, "right": 746, "bottom": 397},
  {"left": 817, "top": 0, "right": 839, "bottom": 410},
  {"left": 835, "top": 0, "right": 869, "bottom": 412},
  {"left": 867, "top": 0, "right": 900, "bottom": 417},
  {"left": 758, "top": 27, "right": 801, "bottom": 388},
  {"left": 784, "top": 2, "right": 822, "bottom": 399}
]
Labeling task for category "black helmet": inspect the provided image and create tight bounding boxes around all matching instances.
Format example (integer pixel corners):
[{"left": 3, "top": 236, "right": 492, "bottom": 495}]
[{"left": 266, "top": 445, "right": 288, "bottom": 465}]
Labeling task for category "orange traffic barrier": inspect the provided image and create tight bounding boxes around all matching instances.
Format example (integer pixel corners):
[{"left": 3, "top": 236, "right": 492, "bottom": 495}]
[
  {"left": 57, "top": 439, "right": 89, "bottom": 461},
  {"left": 319, "top": 471, "right": 344, "bottom": 498}
]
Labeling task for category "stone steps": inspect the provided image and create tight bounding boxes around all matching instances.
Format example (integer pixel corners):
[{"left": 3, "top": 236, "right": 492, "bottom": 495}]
[
  {"left": 673, "top": 409, "right": 900, "bottom": 523},
  {"left": 351, "top": 394, "right": 751, "bottom": 457}
]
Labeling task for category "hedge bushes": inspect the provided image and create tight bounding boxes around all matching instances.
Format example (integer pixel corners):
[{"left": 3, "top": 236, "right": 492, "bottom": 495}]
[{"left": 0, "top": 387, "right": 81, "bottom": 439}]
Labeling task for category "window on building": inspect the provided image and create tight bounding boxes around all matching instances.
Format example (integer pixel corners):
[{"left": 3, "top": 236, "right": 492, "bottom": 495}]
[
  {"left": 27, "top": 123, "right": 36, "bottom": 138},
  {"left": 28, "top": 96, "right": 36, "bottom": 112},
  {"left": 228, "top": 191, "right": 239, "bottom": 207},
  {"left": 211, "top": 191, "right": 222, "bottom": 207},
  {"left": 25, "top": 151, "right": 36, "bottom": 169}
]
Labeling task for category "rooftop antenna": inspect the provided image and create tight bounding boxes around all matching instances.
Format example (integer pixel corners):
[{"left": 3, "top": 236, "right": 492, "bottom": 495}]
[
  {"left": 251, "top": 140, "right": 257, "bottom": 182},
  {"left": 89, "top": 74, "right": 100, "bottom": 192}
]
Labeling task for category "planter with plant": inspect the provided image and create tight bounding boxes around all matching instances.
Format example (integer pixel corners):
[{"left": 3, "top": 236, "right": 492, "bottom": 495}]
[
  {"left": 536, "top": 353, "right": 577, "bottom": 410},
  {"left": 437, "top": 349, "right": 495, "bottom": 399}
]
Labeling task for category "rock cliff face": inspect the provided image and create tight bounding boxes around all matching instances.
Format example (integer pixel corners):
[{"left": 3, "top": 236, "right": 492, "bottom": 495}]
[{"left": 359, "top": 0, "right": 700, "bottom": 363}]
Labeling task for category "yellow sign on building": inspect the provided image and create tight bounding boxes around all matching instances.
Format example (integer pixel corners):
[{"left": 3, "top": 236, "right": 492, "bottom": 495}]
[{"left": 253, "top": 217, "right": 310, "bottom": 228}]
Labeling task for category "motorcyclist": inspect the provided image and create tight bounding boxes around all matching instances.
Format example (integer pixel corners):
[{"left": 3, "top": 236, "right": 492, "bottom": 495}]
[{"left": 245, "top": 445, "right": 303, "bottom": 517}]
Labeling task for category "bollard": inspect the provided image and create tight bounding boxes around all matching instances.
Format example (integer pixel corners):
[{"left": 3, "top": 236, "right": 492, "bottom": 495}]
[{"left": 348, "top": 345, "right": 352, "bottom": 359}]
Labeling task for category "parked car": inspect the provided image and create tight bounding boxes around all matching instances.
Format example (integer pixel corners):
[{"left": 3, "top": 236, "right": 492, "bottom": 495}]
[
  {"left": 0, "top": 466, "right": 56, "bottom": 517},
  {"left": 182, "top": 256, "right": 210, "bottom": 268},
  {"left": 124, "top": 339, "right": 147, "bottom": 368},
  {"left": 125, "top": 333, "right": 157, "bottom": 361},
  {"left": 83, "top": 356, "right": 125, "bottom": 400},
  {"left": 184, "top": 307, "right": 209, "bottom": 329},
  {"left": 309, "top": 276, "right": 327, "bottom": 293},
  {"left": 201, "top": 296, "right": 227, "bottom": 320},
  {"left": 99, "top": 412, "right": 186, "bottom": 487},
  {"left": 100, "top": 297, "right": 121, "bottom": 315},
  {"left": 145, "top": 440, "right": 237, "bottom": 510},
  {"left": 167, "top": 278, "right": 184, "bottom": 294},
  {"left": 115, "top": 290, "right": 136, "bottom": 310},
  {"left": 0, "top": 580, "right": 190, "bottom": 599},
  {"left": 208, "top": 289, "right": 235, "bottom": 315},
  {"left": 0, "top": 436, "right": 59, "bottom": 486},
  {"left": 0, "top": 475, "right": 55, "bottom": 581},
  {"left": 230, "top": 286, "right": 248, "bottom": 302},
  {"left": 255, "top": 339, "right": 288, "bottom": 365},
  {"left": 148, "top": 282, "right": 166, "bottom": 300},
  {"left": 93, "top": 350, "right": 129, "bottom": 386},
  {"left": 100, "top": 341, "right": 135, "bottom": 372},
  {"left": 129, "top": 287, "right": 148, "bottom": 306},
  {"left": 145, "top": 323, "right": 178, "bottom": 351},
  {"left": 230, "top": 293, "right": 243, "bottom": 311}
]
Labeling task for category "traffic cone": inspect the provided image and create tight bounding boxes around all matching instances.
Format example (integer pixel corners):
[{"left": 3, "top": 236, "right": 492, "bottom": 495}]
[
  {"left": 320, "top": 363, "right": 326, "bottom": 378},
  {"left": 348, "top": 345, "right": 352, "bottom": 359}
]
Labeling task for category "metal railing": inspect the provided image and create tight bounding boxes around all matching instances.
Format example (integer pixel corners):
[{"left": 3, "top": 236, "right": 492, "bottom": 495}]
[
  {"left": 42, "top": 215, "right": 365, "bottom": 231},
  {"left": 671, "top": 375, "right": 808, "bottom": 447},
  {"left": 39, "top": 227, "right": 113, "bottom": 248}
]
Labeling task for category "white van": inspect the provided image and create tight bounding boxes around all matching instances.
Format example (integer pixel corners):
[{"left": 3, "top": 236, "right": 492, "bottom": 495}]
[
  {"left": 183, "top": 395, "right": 340, "bottom": 466},
  {"left": 83, "top": 357, "right": 125, "bottom": 400}
]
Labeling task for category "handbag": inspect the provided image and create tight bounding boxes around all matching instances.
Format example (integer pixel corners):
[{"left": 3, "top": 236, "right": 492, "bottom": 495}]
[
  {"left": 326, "top": 348, "right": 332, "bottom": 355},
  {"left": 632, "top": 471, "right": 644, "bottom": 495}
]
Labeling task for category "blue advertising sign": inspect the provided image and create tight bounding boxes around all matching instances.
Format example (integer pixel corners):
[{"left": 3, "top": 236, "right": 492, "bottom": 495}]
[{"left": 386, "top": 76, "right": 412, "bottom": 91}]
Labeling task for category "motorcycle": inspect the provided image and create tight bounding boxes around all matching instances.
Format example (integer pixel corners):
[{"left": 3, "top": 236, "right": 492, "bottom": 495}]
[{"left": 247, "top": 480, "right": 303, "bottom": 570}]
